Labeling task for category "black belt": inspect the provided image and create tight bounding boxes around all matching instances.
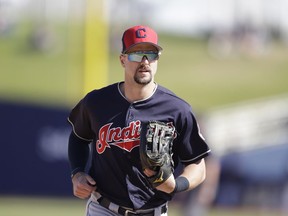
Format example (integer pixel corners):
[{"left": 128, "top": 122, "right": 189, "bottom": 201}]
[{"left": 97, "top": 196, "right": 167, "bottom": 216}]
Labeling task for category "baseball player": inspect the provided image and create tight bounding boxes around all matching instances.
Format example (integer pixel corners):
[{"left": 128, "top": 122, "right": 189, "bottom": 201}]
[{"left": 67, "top": 25, "right": 211, "bottom": 216}]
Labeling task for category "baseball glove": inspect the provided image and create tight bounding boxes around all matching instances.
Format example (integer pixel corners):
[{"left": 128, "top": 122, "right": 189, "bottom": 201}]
[{"left": 140, "top": 121, "right": 176, "bottom": 188}]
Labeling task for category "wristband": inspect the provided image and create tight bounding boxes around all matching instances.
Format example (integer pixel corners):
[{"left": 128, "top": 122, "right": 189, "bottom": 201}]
[{"left": 173, "top": 176, "right": 189, "bottom": 193}]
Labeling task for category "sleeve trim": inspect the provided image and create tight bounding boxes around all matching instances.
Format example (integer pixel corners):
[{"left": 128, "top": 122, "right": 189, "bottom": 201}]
[
  {"left": 180, "top": 149, "right": 211, "bottom": 164},
  {"left": 67, "top": 117, "right": 93, "bottom": 142}
]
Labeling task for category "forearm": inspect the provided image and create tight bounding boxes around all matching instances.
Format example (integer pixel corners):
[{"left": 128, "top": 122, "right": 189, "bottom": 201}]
[
  {"left": 68, "top": 131, "right": 90, "bottom": 176},
  {"left": 180, "top": 158, "right": 206, "bottom": 191}
]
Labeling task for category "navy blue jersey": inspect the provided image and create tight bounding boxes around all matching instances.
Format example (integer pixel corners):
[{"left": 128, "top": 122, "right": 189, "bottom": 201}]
[{"left": 68, "top": 82, "right": 210, "bottom": 209}]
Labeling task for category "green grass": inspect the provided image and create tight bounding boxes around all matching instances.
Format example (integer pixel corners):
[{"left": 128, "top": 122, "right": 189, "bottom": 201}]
[
  {"left": 1, "top": 23, "right": 288, "bottom": 111},
  {"left": 0, "top": 196, "right": 86, "bottom": 216},
  {"left": 0, "top": 22, "right": 84, "bottom": 108},
  {"left": 0, "top": 196, "right": 282, "bottom": 216}
]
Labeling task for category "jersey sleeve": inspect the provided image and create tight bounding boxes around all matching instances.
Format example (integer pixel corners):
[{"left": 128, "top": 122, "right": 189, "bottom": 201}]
[
  {"left": 175, "top": 111, "right": 210, "bottom": 165},
  {"left": 67, "top": 97, "right": 94, "bottom": 141}
]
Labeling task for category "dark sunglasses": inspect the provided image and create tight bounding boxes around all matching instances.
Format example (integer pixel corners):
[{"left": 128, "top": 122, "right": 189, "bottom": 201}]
[{"left": 126, "top": 51, "right": 160, "bottom": 62}]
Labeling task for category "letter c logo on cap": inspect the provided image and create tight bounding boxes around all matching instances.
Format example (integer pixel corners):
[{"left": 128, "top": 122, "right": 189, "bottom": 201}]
[{"left": 136, "top": 28, "right": 147, "bottom": 38}]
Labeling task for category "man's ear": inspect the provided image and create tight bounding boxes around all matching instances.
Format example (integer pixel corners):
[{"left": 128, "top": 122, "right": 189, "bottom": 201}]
[{"left": 119, "top": 55, "right": 125, "bottom": 67}]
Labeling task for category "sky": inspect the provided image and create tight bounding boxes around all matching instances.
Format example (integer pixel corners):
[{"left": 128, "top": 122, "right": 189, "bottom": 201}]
[
  {"left": 107, "top": 0, "right": 288, "bottom": 36},
  {"left": 2, "top": 0, "right": 288, "bottom": 36}
]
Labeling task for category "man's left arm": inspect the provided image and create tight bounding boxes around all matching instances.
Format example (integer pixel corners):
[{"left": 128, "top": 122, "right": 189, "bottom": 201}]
[{"left": 156, "top": 158, "right": 206, "bottom": 194}]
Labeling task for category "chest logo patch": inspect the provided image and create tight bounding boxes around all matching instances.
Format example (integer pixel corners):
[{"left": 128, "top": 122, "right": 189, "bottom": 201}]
[{"left": 96, "top": 120, "right": 141, "bottom": 154}]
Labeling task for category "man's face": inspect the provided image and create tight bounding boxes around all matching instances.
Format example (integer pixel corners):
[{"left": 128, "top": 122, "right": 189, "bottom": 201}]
[{"left": 120, "top": 44, "right": 160, "bottom": 85}]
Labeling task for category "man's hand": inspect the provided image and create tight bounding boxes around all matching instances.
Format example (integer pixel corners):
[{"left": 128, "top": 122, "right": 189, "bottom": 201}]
[{"left": 72, "top": 172, "right": 96, "bottom": 199}]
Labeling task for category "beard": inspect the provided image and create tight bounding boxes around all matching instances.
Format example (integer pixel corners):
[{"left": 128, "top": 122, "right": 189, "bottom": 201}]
[
  {"left": 134, "top": 73, "right": 152, "bottom": 85},
  {"left": 134, "top": 65, "right": 153, "bottom": 85}
]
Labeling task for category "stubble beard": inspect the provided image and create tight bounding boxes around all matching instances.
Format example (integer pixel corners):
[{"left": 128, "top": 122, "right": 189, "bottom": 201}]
[
  {"left": 134, "top": 65, "right": 153, "bottom": 85},
  {"left": 134, "top": 73, "right": 152, "bottom": 85}
]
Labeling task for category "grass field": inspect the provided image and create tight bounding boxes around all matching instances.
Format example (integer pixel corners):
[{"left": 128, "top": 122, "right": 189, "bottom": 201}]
[
  {"left": 0, "top": 196, "right": 283, "bottom": 216},
  {"left": 1, "top": 23, "right": 288, "bottom": 111}
]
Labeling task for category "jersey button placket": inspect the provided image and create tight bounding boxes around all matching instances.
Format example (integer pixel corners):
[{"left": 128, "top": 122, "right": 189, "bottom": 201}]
[
  {"left": 129, "top": 114, "right": 134, "bottom": 120},
  {"left": 129, "top": 105, "right": 134, "bottom": 120}
]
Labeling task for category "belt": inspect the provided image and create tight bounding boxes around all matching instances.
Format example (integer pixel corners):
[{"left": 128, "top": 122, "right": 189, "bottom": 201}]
[{"left": 92, "top": 192, "right": 167, "bottom": 216}]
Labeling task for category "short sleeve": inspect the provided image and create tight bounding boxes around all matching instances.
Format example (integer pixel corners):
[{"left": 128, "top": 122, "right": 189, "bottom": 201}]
[
  {"left": 67, "top": 97, "right": 93, "bottom": 141},
  {"left": 175, "top": 112, "right": 210, "bottom": 165}
]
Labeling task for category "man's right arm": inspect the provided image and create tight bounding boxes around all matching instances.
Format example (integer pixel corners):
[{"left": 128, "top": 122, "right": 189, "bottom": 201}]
[
  {"left": 68, "top": 131, "right": 90, "bottom": 177},
  {"left": 68, "top": 131, "right": 96, "bottom": 199}
]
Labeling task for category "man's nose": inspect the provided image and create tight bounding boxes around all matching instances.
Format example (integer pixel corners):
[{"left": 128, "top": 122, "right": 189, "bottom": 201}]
[{"left": 141, "top": 55, "right": 149, "bottom": 63}]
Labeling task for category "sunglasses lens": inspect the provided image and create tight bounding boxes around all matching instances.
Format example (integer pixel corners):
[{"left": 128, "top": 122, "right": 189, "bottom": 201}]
[
  {"left": 127, "top": 54, "right": 142, "bottom": 62},
  {"left": 127, "top": 52, "right": 159, "bottom": 62}
]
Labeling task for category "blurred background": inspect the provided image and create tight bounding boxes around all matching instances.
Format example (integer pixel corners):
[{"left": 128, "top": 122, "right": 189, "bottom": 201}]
[{"left": 1, "top": 0, "right": 288, "bottom": 215}]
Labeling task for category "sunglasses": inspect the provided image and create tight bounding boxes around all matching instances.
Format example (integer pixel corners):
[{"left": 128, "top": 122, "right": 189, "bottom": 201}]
[{"left": 126, "top": 51, "right": 160, "bottom": 62}]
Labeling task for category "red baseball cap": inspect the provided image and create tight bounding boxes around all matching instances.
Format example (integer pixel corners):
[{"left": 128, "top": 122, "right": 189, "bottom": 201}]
[{"left": 121, "top": 25, "right": 163, "bottom": 53}]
